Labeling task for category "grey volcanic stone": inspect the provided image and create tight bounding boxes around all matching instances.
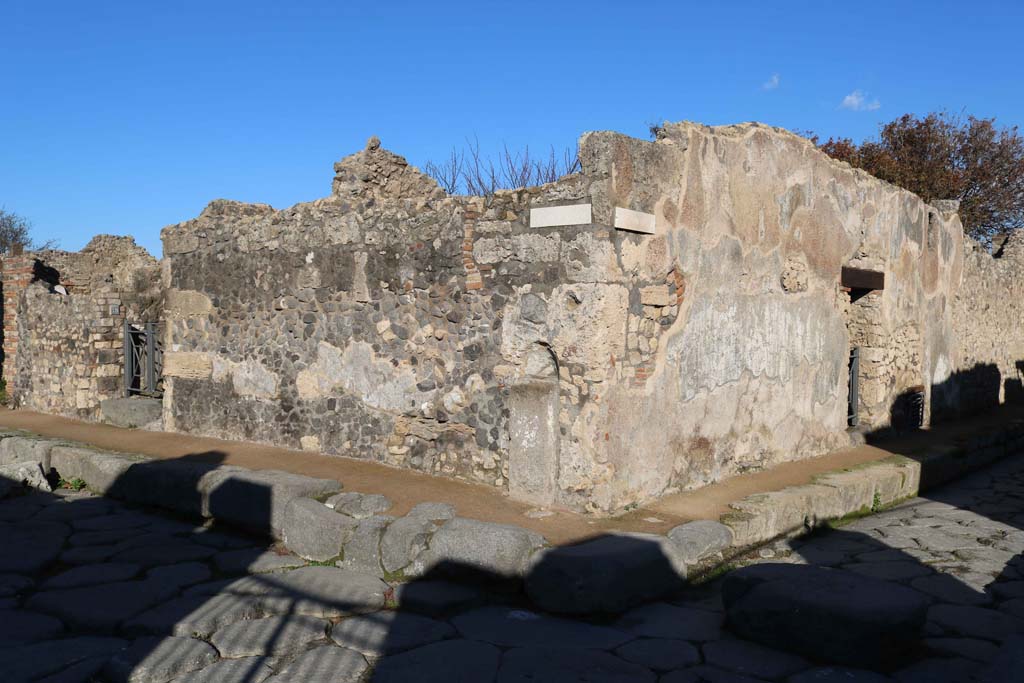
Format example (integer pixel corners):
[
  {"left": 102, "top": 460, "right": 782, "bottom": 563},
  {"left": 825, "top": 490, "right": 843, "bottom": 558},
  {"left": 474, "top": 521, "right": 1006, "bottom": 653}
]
[
  {"left": 0, "top": 609, "right": 64, "bottom": 645},
  {"left": 0, "top": 436, "right": 62, "bottom": 471},
  {"left": 407, "top": 502, "right": 456, "bottom": 521},
  {"left": 337, "top": 515, "right": 392, "bottom": 575},
  {"left": 496, "top": 647, "right": 656, "bottom": 682},
  {"left": 722, "top": 564, "right": 930, "bottom": 666},
  {"left": 73, "top": 512, "right": 154, "bottom": 532},
  {"left": 0, "top": 636, "right": 128, "bottom": 681},
  {"left": 210, "top": 614, "right": 327, "bottom": 657},
  {"left": 203, "top": 468, "right": 341, "bottom": 536},
  {"left": 927, "top": 604, "right": 1024, "bottom": 642},
  {"left": 703, "top": 639, "right": 810, "bottom": 680},
  {"left": 892, "top": 657, "right": 981, "bottom": 683},
  {"left": 27, "top": 579, "right": 179, "bottom": 632},
  {"left": 911, "top": 574, "right": 990, "bottom": 606},
  {"left": 100, "top": 397, "right": 162, "bottom": 429},
  {"left": 326, "top": 492, "right": 393, "bottom": 518},
  {"left": 36, "top": 655, "right": 111, "bottom": 683},
  {"left": 0, "top": 573, "right": 33, "bottom": 596},
  {"left": 844, "top": 561, "right": 932, "bottom": 581},
  {"left": 330, "top": 611, "right": 454, "bottom": 655},
  {"left": 103, "top": 636, "right": 218, "bottom": 683},
  {"left": 41, "top": 563, "right": 141, "bottom": 589},
  {"left": 788, "top": 667, "right": 890, "bottom": 682},
  {"left": 667, "top": 520, "right": 734, "bottom": 563},
  {"left": 122, "top": 594, "right": 264, "bottom": 637},
  {"left": 112, "top": 541, "right": 216, "bottom": 567},
  {"left": 170, "top": 656, "right": 274, "bottom": 683},
  {"left": 452, "top": 606, "right": 631, "bottom": 649},
  {"left": 381, "top": 515, "right": 436, "bottom": 573},
  {"left": 613, "top": 638, "right": 699, "bottom": 671},
  {"left": 260, "top": 566, "right": 387, "bottom": 618},
  {"left": 0, "top": 460, "right": 51, "bottom": 491},
  {"left": 213, "top": 548, "right": 306, "bottom": 574},
  {"left": 392, "top": 579, "right": 483, "bottom": 616},
  {"left": 526, "top": 532, "right": 687, "bottom": 614},
  {"left": 270, "top": 644, "right": 368, "bottom": 683},
  {"left": 369, "top": 639, "right": 501, "bottom": 683},
  {"left": 49, "top": 447, "right": 143, "bottom": 495},
  {"left": 0, "top": 520, "right": 69, "bottom": 573},
  {"left": 282, "top": 497, "right": 358, "bottom": 561},
  {"left": 615, "top": 602, "right": 723, "bottom": 641},
  {"left": 977, "top": 634, "right": 1024, "bottom": 682},
  {"left": 924, "top": 637, "right": 999, "bottom": 662},
  {"left": 417, "top": 517, "right": 546, "bottom": 579},
  {"left": 146, "top": 562, "right": 212, "bottom": 588}
]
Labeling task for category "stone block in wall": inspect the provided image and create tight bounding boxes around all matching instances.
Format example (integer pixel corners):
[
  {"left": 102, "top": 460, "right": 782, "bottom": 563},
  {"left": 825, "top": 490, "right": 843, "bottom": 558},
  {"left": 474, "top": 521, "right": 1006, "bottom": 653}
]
[{"left": 163, "top": 352, "right": 214, "bottom": 380}]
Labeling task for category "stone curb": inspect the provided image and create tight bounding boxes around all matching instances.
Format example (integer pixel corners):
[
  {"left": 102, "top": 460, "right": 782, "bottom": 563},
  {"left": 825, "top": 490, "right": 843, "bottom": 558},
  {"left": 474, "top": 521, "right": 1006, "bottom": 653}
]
[{"left": 2, "top": 420, "right": 1021, "bottom": 615}]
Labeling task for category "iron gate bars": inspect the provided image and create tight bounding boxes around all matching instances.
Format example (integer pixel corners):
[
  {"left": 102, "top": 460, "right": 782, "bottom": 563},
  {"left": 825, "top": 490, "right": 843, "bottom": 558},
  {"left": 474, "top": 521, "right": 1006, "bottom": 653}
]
[
  {"left": 124, "top": 321, "right": 163, "bottom": 398},
  {"left": 848, "top": 346, "right": 860, "bottom": 428}
]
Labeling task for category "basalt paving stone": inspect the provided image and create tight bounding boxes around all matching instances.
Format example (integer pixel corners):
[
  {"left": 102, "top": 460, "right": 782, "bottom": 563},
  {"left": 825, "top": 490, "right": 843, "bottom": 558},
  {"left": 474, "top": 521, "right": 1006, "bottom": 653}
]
[
  {"left": 102, "top": 635, "right": 219, "bottom": 683},
  {"left": 189, "top": 529, "right": 263, "bottom": 550},
  {"left": 702, "top": 639, "right": 811, "bottom": 680},
  {"left": 146, "top": 561, "right": 212, "bottom": 589},
  {"left": 452, "top": 606, "right": 632, "bottom": 650},
  {"left": 924, "top": 636, "right": 1001, "bottom": 662},
  {"left": 656, "top": 665, "right": 768, "bottom": 683},
  {"left": 329, "top": 611, "right": 454, "bottom": 656},
  {"left": 0, "top": 636, "right": 129, "bottom": 681},
  {"left": 41, "top": 562, "right": 142, "bottom": 590},
  {"left": 615, "top": 602, "right": 724, "bottom": 641},
  {"left": 927, "top": 604, "right": 1024, "bottom": 642},
  {"left": 37, "top": 654, "right": 110, "bottom": 683},
  {"left": 0, "top": 609, "right": 65, "bottom": 645},
  {"left": 0, "top": 496, "right": 48, "bottom": 521},
  {"left": 182, "top": 575, "right": 282, "bottom": 598},
  {"left": 892, "top": 657, "right": 981, "bottom": 683},
  {"left": 256, "top": 566, "right": 388, "bottom": 618},
  {"left": 268, "top": 644, "right": 368, "bottom": 683},
  {"left": 213, "top": 548, "right": 306, "bottom": 574},
  {"left": 112, "top": 540, "right": 218, "bottom": 567},
  {"left": 496, "top": 647, "right": 656, "bottom": 683},
  {"left": 34, "top": 498, "right": 116, "bottom": 522},
  {"left": 26, "top": 579, "right": 180, "bottom": 632},
  {"left": 0, "top": 573, "right": 34, "bottom": 597},
  {"left": 910, "top": 574, "right": 992, "bottom": 606},
  {"left": 209, "top": 614, "right": 328, "bottom": 657},
  {"left": 121, "top": 593, "right": 265, "bottom": 637},
  {"left": 0, "top": 520, "right": 69, "bottom": 573},
  {"left": 60, "top": 544, "right": 121, "bottom": 565},
  {"left": 369, "top": 639, "right": 501, "bottom": 683},
  {"left": 843, "top": 561, "right": 935, "bottom": 582},
  {"left": 391, "top": 579, "right": 485, "bottom": 616},
  {"left": 170, "top": 656, "right": 275, "bottom": 683},
  {"left": 997, "top": 597, "right": 1024, "bottom": 619},
  {"left": 72, "top": 511, "right": 156, "bottom": 531},
  {"left": 613, "top": 638, "right": 700, "bottom": 671},
  {"left": 68, "top": 527, "right": 147, "bottom": 547},
  {"left": 787, "top": 667, "right": 891, "bottom": 682}
]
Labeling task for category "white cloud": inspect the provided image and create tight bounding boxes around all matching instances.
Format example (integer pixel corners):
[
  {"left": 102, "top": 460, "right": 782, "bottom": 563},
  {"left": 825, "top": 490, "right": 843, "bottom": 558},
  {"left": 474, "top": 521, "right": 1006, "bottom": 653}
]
[
  {"left": 839, "top": 89, "right": 880, "bottom": 111},
  {"left": 761, "top": 73, "right": 780, "bottom": 91}
]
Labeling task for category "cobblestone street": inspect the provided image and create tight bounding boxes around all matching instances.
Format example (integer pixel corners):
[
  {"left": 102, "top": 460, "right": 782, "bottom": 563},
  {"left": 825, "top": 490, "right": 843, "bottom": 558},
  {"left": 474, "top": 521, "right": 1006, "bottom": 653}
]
[{"left": 2, "top": 454, "right": 1024, "bottom": 683}]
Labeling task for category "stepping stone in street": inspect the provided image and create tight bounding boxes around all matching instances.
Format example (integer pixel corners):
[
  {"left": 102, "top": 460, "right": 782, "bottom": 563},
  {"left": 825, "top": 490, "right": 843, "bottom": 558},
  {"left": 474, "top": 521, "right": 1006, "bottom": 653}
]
[
  {"left": 0, "top": 609, "right": 64, "bottom": 645},
  {"left": 369, "top": 639, "right": 500, "bottom": 683},
  {"left": 210, "top": 614, "right": 327, "bottom": 657},
  {"left": 41, "top": 562, "right": 142, "bottom": 590},
  {"left": 496, "top": 647, "right": 656, "bottom": 682},
  {"left": 268, "top": 644, "right": 368, "bottom": 683},
  {"left": 615, "top": 602, "right": 723, "bottom": 641},
  {"left": 329, "top": 611, "right": 454, "bottom": 656},
  {"left": 170, "top": 656, "right": 274, "bottom": 683},
  {"left": 703, "top": 639, "right": 810, "bottom": 680},
  {"left": 122, "top": 594, "right": 264, "bottom": 638},
  {"left": 910, "top": 574, "right": 991, "bottom": 606},
  {"left": 102, "top": 636, "right": 219, "bottom": 683},
  {"left": 927, "top": 604, "right": 1024, "bottom": 642},
  {"left": 613, "top": 638, "right": 700, "bottom": 671},
  {"left": 26, "top": 579, "right": 179, "bottom": 632},
  {"left": 0, "top": 636, "right": 128, "bottom": 681},
  {"left": 844, "top": 560, "right": 934, "bottom": 582},
  {"left": 452, "top": 606, "right": 631, "bottom": 650},
  {"left": 722, "top": 564, "right": 930, "bottom": 667}
]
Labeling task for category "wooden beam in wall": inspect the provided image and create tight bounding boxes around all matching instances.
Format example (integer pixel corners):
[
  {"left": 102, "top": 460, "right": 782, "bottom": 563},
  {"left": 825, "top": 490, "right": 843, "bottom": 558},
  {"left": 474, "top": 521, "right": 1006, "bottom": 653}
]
[{"left": 841, "top": 266, "right": 885, "bottom": 291}]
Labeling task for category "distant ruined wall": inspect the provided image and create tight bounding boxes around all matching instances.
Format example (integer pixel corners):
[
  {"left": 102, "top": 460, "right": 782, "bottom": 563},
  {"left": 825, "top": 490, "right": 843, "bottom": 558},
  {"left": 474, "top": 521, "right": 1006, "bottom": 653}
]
[
  {"left": 5, "top": 236, "right": 159, "bottom": 418},
  {"left": 160, "top": 123, "right": 984, "bottom": 514}
]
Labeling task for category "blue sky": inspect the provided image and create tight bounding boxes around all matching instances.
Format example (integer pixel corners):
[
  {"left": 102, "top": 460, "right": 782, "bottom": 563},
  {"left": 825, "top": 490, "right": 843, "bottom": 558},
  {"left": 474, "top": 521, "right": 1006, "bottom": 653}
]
[{"left": 3, "top": 1, "right": 1022, "bottom": 256}]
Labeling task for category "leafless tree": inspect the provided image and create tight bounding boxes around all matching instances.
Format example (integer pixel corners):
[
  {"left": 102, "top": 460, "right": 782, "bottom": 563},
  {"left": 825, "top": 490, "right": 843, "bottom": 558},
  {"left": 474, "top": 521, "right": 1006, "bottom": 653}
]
[
  {"left": 0, "top": 208, "right": 56, "bottom": 255},
  {"left": 424, "top": 137, "right": 581, "bottom": 196}
]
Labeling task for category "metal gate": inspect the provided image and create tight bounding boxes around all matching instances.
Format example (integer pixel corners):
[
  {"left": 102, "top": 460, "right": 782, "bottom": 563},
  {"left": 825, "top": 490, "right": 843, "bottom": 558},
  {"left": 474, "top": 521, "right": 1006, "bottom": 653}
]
[
  {"left": 848, "top": 346, "right": 860, "bottom": 427},
  {"left": 124, "top": 321, "right": 163, "bottom": 398}
]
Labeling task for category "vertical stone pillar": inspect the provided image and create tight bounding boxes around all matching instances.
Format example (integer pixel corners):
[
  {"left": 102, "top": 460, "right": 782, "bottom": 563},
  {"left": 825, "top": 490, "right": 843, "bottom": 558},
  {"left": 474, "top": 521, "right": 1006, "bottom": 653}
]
[{"left": 1, "top": 254, "right": 35, "bottom": 382}]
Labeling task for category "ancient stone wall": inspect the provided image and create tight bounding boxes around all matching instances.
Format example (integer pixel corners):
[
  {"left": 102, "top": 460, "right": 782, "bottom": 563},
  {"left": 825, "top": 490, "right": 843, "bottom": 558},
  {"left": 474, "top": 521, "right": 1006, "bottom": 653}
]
[
  {"left": 938, "top": 232, "right": 1024, "bottom": 418},
  {"left": 161, "top": 123, "right": 979, "bottom": 514},
  {"left": 5, "top": 236, "right": 159, "bottom": 418}
]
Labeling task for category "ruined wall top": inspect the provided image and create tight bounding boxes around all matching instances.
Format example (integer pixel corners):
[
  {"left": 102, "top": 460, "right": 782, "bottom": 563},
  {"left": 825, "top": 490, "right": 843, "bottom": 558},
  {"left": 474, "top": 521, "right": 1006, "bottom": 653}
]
[{"left": 331, "top": 135, "right": 444, "bottom": 200}]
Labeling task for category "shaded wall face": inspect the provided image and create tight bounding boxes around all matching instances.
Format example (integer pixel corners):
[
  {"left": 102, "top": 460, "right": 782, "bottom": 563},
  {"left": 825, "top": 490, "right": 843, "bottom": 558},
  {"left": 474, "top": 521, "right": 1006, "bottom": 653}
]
[{"left": 162, "top": 127, "right": 972, "bottom": 514}]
